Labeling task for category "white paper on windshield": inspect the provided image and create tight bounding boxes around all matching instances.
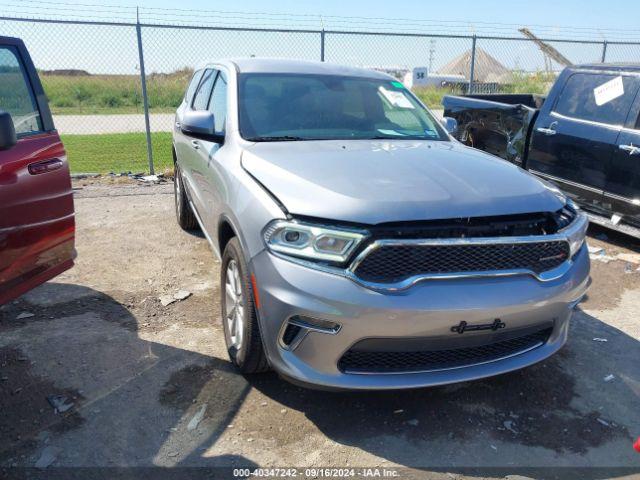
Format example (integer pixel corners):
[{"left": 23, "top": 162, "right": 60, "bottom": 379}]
[
  {"left": 379, "top": 86, "right": 414, "bottom": 109},
  {"left": 593, "top": 76, "right": 624, "bottom": 106}
]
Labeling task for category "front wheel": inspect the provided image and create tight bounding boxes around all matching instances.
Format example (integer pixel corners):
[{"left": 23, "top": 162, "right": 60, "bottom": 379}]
[{"left": 221, "top": 238, "right": 269, "bottom": 374}]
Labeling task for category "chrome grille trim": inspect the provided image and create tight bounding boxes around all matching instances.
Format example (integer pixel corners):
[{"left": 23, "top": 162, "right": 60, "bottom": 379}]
[{"left": 268, "top": 212, "right": 588, "bottom": 293}]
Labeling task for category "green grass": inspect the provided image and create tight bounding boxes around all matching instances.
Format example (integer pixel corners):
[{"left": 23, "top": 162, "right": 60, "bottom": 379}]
[
  {"left": 41, "top": 70, "right": 191, "bottom": 115},
  {"left": 412, "top": 85, "right": 465, "bottom": 109},
  {"left": 497, "top": 71, "right": 556, "bottom": 94},
  {"left": 61, "top": 132, "right": 173, "bottom": 174}
]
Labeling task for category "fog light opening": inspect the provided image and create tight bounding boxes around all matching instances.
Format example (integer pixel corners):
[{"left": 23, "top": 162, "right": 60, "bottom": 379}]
[
  {"left": 279, "top": 316, "right": 341, "bottom": 351},
  {"left": 281, "top": 323, "right": 304, "bottom": 347}
]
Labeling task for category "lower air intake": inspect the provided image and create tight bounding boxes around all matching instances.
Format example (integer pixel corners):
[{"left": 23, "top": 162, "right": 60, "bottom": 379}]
[{"left": 338, "top": 327, "right": 552, "bottom": 374}]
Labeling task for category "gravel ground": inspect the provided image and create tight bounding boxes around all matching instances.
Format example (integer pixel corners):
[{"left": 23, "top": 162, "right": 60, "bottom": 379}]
[{"left": 0, "top": 180, "right": 639, "bottom": 479}]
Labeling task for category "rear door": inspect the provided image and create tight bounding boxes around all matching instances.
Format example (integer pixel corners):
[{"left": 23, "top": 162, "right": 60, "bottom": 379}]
[
  {"left": 0, "top": 37, "right": 75, "bottom": 305},
  {"left": 527, "top": 71, "right": 639, "bottom": 214},
  {"left": 607, "top": 88, "right": 640, "bottom": 227}
]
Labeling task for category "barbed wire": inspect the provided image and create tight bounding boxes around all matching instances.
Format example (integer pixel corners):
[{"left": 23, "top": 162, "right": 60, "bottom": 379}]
[{"left": 2, "top": 0, "right": 640, "bottom": 41}]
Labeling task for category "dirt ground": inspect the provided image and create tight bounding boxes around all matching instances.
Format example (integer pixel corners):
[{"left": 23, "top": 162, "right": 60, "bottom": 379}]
[{"left": 1, "top": 180, "right": 639, "bottom": 479}]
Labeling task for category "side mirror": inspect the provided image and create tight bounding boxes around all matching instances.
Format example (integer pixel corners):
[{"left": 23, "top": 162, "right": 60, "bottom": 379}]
[
  {"left": 0, "top": 111, "right": 17, "bottom": 151},
  {"left": 181, "top": 110, "right": 223, "bottom": 143},
  {"left": 441, "top": 116, "right": 458, "bottom": 136}
]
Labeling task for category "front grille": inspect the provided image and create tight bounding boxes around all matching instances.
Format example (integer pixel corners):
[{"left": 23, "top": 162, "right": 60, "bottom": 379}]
[
  {"left": 338, "top": 327, "right": 552, "bottom": 374},
  {"left": 353, "top": 240, "right": 569, "bottom": 283}
]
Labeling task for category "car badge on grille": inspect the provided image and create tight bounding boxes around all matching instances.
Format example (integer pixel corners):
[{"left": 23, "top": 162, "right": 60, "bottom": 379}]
[
  {"left": 451, "top": 319, "right": 506, "bottom": 334},
  {"left": 539, "top": 252, "right": 567, "bottom": 262}
]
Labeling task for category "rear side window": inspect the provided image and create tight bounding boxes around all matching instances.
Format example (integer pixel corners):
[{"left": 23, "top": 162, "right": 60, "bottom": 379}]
[
  {"left": 208, "top": 71, "right": 227, "bottom": 135},
  {"left": 184, "top": 69, "right": 204, "bottom": 104},
  {"left": 0, "top": 46, "right": 42, "bottom": 135},
  {"left": 192, "top": 69, "right": 216, "bottom": 111},
  {"left": 554, "top": 73, "right": 638, "bottom": 126}
]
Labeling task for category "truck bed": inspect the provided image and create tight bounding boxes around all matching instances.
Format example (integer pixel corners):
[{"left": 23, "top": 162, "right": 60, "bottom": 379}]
[{"left": 442, "top": 94, "right": 546, "bottom": 165}]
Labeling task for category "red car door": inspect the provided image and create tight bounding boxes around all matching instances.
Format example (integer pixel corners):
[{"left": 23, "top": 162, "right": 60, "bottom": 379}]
[{"left": 0, "top": 37, "right": 75, "bottom": 305}]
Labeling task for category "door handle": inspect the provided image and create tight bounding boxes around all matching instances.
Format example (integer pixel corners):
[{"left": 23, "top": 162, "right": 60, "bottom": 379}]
[
  {"left": 536, "top": 127, "right": 556, "bottom": 136},
  {"left": 536, "top": 121, "right": 558, "bottom": 136},
  {"left": 175, "top": 121, "right": 181, "bottom": 129},
  {"left": 619, "top": 144, "right": 640, "bottom": 155},
  {"left": 191, "top": 140, "right": 200, "bottom": 150},
  {"left": 28, "top": 158, "right": 63, "bottom": 175}
]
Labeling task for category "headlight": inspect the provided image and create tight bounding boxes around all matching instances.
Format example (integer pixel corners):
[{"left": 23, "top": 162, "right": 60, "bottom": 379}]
[{"left": 263, "top": 220, "right": 367, "bottom": 263}]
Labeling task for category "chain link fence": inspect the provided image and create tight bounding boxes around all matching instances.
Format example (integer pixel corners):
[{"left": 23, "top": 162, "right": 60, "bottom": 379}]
[{"left": 1, "top": 15, "right": 639, "bottom": 174}]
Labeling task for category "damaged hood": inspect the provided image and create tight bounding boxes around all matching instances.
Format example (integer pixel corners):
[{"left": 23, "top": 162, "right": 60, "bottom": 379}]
[{"left": 241, "top": 140, "right": 564, "bottom": 224}]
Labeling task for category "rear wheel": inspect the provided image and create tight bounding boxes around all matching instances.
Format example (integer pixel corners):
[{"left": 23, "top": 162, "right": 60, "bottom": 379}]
[
  {"left": 221, "top": 238, "right": 269, "bottom": 373},
  {"left": 174, "top": 163, "right": 198, "bottom": 230}
]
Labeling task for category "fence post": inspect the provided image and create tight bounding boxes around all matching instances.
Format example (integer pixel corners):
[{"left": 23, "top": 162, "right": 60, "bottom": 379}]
[
  {"left": 601, "top": 40, "right": 608, "bottom": 63},
  {"left": 468, "top": 35, "right": 477, "bottom": 94},
  {"left": 320, "top": 29, "right": 325, "bottom": 62},
  {"left": 135, "top": 9, "right": 154, "bottom": 175}
]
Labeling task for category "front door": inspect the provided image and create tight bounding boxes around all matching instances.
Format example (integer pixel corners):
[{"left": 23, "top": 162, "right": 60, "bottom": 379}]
[
  {"left": 178, "top": 68, "right": 217, "bottom": 217},
  {"left": 194, "top": 69, "right": 229, "bottom": 240},
  {"left": 527, "top": 71, "right": 639, "bottom": 215},
  {"left": 0, "top": 38, "right": 75, "bottom": 304}
]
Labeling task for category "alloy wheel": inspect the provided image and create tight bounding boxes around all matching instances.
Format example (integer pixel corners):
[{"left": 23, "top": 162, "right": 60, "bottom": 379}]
[{"left": 225, "top": 259, "right": 245, "bottom": 350}]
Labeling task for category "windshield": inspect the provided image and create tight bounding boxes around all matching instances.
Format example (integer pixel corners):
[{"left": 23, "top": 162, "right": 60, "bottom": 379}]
[{"left": 239, "top": 73, "right": 448, "bottom": 142}]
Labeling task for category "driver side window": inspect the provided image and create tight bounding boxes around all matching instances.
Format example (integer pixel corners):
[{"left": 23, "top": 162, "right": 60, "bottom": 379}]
[
  {"left": 0, "top": 46, "right": 42, "bottom": 135},
  {"left": 208, "top": 70, "right": 227, "bottom": 136},
  {"left": 191, "top": 69, "right": 216, "bottom": 111}
]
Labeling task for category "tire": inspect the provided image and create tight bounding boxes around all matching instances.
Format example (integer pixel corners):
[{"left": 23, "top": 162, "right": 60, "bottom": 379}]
[
  {"left": 220, "top": 238, "right": 270, "bottom": 373},
  {"left": 174, "top": 162, "right": 198, "bottom": 231}
]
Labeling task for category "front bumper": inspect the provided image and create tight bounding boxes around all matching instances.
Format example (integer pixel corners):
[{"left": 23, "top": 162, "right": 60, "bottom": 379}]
[{"left": 251, "top": 244, "right": 590, "bottom": 390}]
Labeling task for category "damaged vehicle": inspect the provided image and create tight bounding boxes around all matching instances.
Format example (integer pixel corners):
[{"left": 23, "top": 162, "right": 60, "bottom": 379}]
[
  {"left": 172, "top": 59, "right": 589, "bottom": 390},
  {"left": 443, "top": 64, "right": 640, "bottom": 237}
]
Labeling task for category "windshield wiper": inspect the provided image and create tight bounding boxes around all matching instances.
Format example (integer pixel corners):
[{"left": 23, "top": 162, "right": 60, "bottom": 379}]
[{"left": 246, "top": 135, "right": 308, "bottom": 142}]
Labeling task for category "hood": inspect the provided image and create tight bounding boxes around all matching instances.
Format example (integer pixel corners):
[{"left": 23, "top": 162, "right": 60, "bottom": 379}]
[{"left": 241, "top": 140, "right": 564, "bottom": 224}]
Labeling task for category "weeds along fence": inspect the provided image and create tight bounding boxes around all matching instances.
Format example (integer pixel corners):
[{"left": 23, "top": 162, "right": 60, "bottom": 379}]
[{"left": 1, "top": 15, "right": 640, "bottom": 174}]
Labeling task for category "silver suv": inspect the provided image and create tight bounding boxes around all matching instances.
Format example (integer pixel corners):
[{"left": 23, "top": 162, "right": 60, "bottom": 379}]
[{"left": 172, "top": 59, "right": 590, "bottom": 390}]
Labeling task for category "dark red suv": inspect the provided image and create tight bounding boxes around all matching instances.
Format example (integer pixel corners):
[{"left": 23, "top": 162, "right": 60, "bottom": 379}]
[{"left": 0, "top": 36, "right": 75, "bottom": 305}]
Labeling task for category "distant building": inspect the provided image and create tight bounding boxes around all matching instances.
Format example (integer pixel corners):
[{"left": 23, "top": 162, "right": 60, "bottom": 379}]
[{"left": 438, "top": 48, "right": 512, "bottom": 83}]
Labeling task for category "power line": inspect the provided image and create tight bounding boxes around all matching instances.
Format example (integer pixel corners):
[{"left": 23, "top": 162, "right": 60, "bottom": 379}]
[{"left": 1, "top": 0, "right": 640, "bottom": 41}]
